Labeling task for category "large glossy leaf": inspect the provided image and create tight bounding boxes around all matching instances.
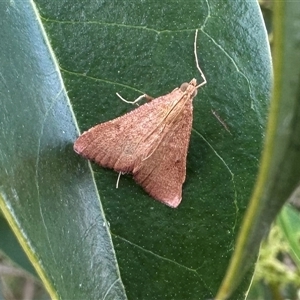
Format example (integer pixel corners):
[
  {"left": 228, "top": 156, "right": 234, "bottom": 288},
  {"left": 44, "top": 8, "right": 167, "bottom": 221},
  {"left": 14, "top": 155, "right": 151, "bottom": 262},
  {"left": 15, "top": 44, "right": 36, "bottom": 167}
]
[
  {"left": 0, "top": 1, "right": 125, "bottom": 299},
  {"left": 217, "top": 1, "right": 300, "bottom": 298},
  {"left": 0, "top": 0, "right": 271, "bottom": 298}
]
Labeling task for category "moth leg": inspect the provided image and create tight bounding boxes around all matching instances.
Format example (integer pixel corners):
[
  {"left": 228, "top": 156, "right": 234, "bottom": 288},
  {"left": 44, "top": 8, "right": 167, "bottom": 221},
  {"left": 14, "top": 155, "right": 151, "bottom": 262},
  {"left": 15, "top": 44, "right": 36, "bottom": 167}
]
[
  {"left": 116, "top": 172, "right": 122, "bottom": 188},
  {"left": 116, "top": 171, "right": 126, "bottom": 188},
  {"left": 116, "top": 93, "right": 153, "bottom": 106}
]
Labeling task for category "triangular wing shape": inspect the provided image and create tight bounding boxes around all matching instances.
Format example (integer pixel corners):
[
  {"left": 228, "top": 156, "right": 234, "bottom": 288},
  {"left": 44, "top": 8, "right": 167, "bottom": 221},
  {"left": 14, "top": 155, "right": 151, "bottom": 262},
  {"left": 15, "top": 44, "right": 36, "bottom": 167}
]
[{"left": 74, "top": 79, "right": 198, "bottom": 207}]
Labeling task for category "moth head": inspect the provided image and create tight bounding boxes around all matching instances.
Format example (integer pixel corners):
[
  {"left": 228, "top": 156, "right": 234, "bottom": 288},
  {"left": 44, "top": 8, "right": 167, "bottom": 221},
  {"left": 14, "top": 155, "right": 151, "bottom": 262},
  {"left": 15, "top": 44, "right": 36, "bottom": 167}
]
[{"left": 180, "top": 79, "right": 198, "bottom": 97}]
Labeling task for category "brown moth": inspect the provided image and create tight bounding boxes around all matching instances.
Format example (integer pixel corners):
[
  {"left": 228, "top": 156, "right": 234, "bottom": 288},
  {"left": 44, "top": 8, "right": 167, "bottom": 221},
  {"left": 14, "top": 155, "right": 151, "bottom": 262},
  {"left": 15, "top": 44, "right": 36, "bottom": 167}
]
[{"left": 74, "top": 30, "right": 206, "bottom": 208}]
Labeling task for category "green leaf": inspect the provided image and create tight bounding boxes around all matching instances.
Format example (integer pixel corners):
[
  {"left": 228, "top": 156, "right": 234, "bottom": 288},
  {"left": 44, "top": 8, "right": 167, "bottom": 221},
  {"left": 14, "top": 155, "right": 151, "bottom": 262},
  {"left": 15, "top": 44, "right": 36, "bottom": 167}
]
[
  {"left": 278, "top": 203, "right": 300, "bottom": 268},
  {"left": 0, "top": 1, "right": 125, "bottom": 299},
  {"left": 0, "top": 0, "right": 271, "bottom": 299},
  {"left": 217, "top": 1, "right": 300, "bottom": 298}
]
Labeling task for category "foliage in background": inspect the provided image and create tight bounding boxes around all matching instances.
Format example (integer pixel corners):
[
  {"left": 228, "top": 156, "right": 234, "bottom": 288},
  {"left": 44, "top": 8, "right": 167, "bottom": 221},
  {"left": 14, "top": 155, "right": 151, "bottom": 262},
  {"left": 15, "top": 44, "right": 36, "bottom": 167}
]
[
  {"left": 247, "top": 1, "right": 300, "bottom": 298},
  {"left": 248, "top": 218, "right": 300, "bottom": 300},
  {"left": 216, "top": 0, "right": 300, "bottom": 297}
]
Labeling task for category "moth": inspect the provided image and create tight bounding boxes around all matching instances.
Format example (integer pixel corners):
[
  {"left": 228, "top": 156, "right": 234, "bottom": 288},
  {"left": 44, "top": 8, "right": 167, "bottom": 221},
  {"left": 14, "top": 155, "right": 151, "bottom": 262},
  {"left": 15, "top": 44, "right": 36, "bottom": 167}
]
[{"left": 74, "top": 30, "right": 206, "bottom": 208}]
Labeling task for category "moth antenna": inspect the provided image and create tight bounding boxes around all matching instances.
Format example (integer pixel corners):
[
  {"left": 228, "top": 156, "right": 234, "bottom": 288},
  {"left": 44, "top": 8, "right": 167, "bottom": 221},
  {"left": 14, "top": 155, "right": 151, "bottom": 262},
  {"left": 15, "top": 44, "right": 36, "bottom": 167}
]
[
  {"left": 194, "top": 29, "right": 207, "bottom": 88},
  {"left": 116, "top": 93, "right": 146, "bottom": 106}
]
